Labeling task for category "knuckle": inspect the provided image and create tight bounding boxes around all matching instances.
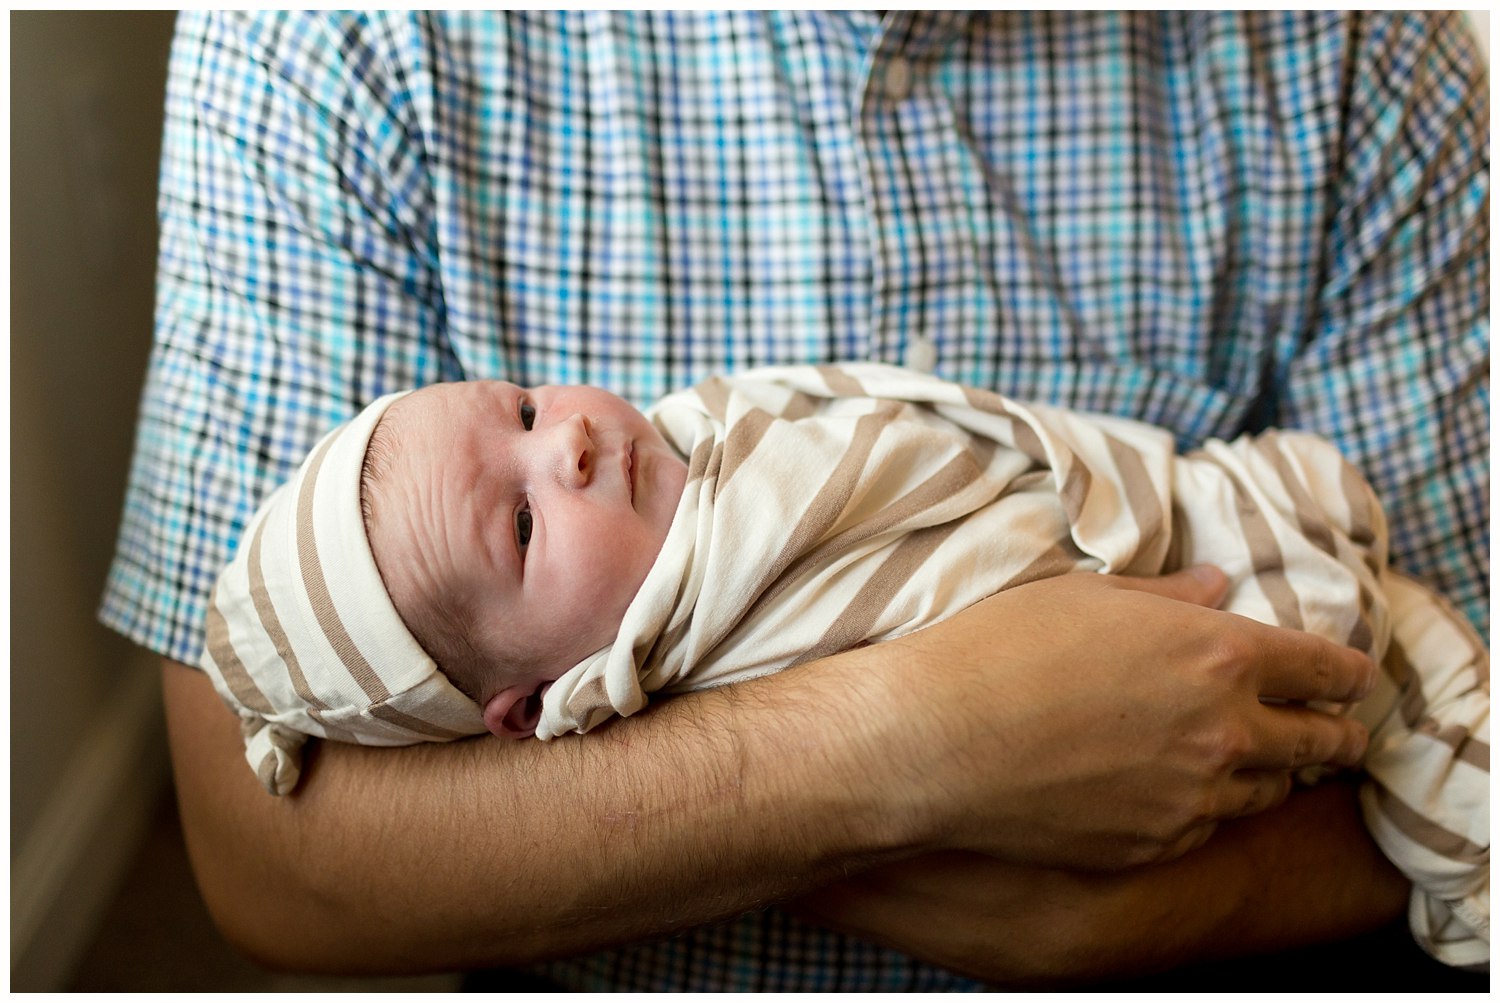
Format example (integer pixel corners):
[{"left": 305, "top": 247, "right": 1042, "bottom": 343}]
[
  {"left": 1162, "top": 824, "right": 1215, "bottom": 863},
  {"left": 1124, "top": 839, "right": 1165, "bottom": 868},
  {"left": 1289, "top": 723, "right": 1317, "bottom": 768},
  {"left": 1309, "top": 654, "right": 1335, "bottom": 694},
  {"left": 1137, "top": 810, "right": 1193, "bottom": 861},
  {"left": 1181, "top": 823, "right": 1216, "bottom": 856},
  {"left": 1243, "top": 774, "right": 1287, "bottom": 816},
  {"left": 1191, "top": 788, "right": 1221, "bottom": 827},
  {"left": 1163, "top": 788, "right": 1219, "bottom": 840},
  {"left": 1203, "top": 722, "right": 1252, "bottom": 770},
  {"left": 1204, "top": 630, "right": 1255, "bottom": 679}
]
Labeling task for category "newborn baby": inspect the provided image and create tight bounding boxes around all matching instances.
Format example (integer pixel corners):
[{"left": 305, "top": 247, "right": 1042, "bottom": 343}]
[
  {"left": 202, "top": 363, "right": 1487, "bottom": 966},
  {"left": 360, "top": 380, "right": 690, "bottom": 739}
]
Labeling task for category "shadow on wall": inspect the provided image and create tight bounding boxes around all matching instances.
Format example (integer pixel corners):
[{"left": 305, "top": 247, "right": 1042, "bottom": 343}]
[{"left": 11, "top": 10, "right": 179, "bottom": 991}]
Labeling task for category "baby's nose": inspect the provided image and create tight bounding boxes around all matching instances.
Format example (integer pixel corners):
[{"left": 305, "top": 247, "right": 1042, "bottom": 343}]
[{"left": 554, "top": 413, "right": 593, "bottom": 488}]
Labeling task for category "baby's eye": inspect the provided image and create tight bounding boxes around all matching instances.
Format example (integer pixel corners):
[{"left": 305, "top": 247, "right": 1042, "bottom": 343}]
[
  {"left": 516, "top": 507, "right": 533, "bottom": 550},
  {"left": 519, "top": 401, "right": 536, "bottom": 431}
]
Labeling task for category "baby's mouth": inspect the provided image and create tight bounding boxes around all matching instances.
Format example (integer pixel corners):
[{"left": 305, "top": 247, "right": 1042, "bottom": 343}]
[{"left": 626, "top": 442, "right": 636, "bottom": 506}]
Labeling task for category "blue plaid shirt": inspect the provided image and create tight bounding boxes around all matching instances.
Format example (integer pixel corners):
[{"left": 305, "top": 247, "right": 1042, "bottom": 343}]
[{"left": 104, "top": 11, "right": 1488, "bottom": 991}]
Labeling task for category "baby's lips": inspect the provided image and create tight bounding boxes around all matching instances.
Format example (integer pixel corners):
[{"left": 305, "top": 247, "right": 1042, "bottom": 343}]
[{"left": 625, "top": 441, "right": 636, "bottom": 503}]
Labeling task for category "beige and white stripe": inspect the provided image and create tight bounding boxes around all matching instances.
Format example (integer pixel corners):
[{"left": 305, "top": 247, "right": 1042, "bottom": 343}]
[
  {"left": 535, "top": 362, "right": 1487, "bottom": 967},
  {"left": 200, "top": 389, "right": 486, "bottom": 796}
]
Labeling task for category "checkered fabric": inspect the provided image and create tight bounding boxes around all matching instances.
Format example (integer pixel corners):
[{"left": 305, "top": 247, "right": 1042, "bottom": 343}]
[{"left": 102, "top": 11, "right": 1488, "bottom": 991}]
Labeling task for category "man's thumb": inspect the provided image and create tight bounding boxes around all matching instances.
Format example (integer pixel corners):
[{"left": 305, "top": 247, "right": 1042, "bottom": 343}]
[{"left": 1116, "top": 565, "right": 1230, "bottom": 609}]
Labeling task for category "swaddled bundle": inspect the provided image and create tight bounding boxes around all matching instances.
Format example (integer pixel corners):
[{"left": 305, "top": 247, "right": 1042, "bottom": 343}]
[
  {"left": 202, "top": 362, "right": 1487, "bottom": 966},
  {"left": 539, "top": 363, "right": 1488, "bottom": 968},
  {"left": 541, "top": 361, "right": 1393, "bottom": 733}
]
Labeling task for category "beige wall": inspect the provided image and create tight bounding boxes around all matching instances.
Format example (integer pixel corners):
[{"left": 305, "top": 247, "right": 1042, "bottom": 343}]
[
  {"left": 1463, "top": 10, "right": 1489, "bottom": 62},
  {"left": 10, "top": 11, "right": 178, "bottom": 989},
  {"left": 11, "top": 3, "right": 173, "bottom": 850}
]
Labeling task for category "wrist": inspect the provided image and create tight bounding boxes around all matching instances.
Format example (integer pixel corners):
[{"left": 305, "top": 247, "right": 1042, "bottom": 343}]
[
  {"left": 727, "top": 644, "right": 939, "bottom": 868},
  {"left": 800, "top": 639, "right": 955, "bottom": 858}
]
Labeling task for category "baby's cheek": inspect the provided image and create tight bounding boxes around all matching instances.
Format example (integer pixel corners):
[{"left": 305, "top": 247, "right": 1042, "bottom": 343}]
[{"left": 587, "top": 541, "right": 651, "bottom": 617}]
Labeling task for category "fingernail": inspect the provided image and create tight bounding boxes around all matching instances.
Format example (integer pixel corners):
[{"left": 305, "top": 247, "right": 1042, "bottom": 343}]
[
  {"left": 1188, "top": 565, "right": 1220, "bottom": 585},
  {"left": 1187, "top": 565, "right": 1228, "bottom": 598},
  {"left": 1349, "top": 724, "right": 1370, "bottom": 763}
]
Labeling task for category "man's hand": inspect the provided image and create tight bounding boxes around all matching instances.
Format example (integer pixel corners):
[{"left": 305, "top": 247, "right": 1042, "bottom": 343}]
[
  {"left": 855, "top": 566, "right": 1375, "bottom": 870},
  {"left": 794, "top": 781, "right": 1409, "bottom": 986}
]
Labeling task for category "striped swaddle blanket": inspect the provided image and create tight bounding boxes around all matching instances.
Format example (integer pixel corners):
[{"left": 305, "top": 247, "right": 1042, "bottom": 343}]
[
  {"left": 537, "top": 362, "right": 1488, "bottom": 967},
  {"left": 202, "top": 389, "right": 486, "bottom": 796}
]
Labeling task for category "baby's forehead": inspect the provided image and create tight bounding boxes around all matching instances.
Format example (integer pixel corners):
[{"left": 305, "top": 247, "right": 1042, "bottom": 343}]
[
  {"left": 361, "top": 385, "right": 511, "bottom": 625},
  {"left": 373, "top": 380, "right": 515, "bottom": 451},
  {"left": 390, "top": 378, "right": 519, "bottom": 418},
  {"left": 369, "top": 380, "right": 526, "bottom": 501}
]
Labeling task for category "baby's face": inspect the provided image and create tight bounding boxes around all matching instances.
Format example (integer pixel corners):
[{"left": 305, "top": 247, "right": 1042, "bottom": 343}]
[{"left": 367, "top": 380, "right": 688, "bottom": 725}]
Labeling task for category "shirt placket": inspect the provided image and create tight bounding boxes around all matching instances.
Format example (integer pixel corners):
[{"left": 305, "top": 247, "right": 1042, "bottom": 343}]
[{"left": 856, "top": 12, "right": 971, "bottom": 376}]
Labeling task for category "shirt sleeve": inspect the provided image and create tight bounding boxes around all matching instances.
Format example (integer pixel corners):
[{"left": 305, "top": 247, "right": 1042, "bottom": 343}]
[
  {"left": 1282, "top": 11, "right": 1489, "bottom": 635},
  {"left": 100, "top": 10, "right": 454, "bottom": 664}
]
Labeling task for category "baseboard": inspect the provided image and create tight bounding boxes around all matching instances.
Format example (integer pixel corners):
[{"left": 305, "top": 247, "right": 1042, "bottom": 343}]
[{"left": 10, "top": 652, "right": 171, "bottom": 991}]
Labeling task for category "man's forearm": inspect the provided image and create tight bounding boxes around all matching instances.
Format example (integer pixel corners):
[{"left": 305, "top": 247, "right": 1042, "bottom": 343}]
[
  {"left": 165, "top": 569, "right": 1382, "bottom": 974},
  {"left": 164, "top": 655, "right": 917, "bottom": 973}
]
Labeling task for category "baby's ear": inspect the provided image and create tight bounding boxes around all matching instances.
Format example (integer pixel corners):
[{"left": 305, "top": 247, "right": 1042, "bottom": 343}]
[{"left": 482, "top": 682, "right": 546, "bottom": 739}]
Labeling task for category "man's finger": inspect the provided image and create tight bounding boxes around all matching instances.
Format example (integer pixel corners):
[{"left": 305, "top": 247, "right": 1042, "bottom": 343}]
[
  {"left": 1156, "top": 822, "right": 1218, "bottom": 863},
  {"left": 1252, "top": 625, "right": 1378, "bottom": 703},
  {"left": 1245, "top": 704, "right": 1369, "bottom": 771},
  {"left": 1221, "top": 769, "right": 1294, "bottom": 819},
  {"left": 1112, "top": 564, "right": 1230, "bottom": 609},
  {"left": 1110, "top": 568, "right": 1377, "bottom": 704}
]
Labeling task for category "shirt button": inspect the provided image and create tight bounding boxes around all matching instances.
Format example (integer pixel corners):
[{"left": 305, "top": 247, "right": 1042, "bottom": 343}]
[
  {"left": 907, "top": 335, "right": 937, "bottom": 373},
  {"left": 883, "top": 56, "right": 913, "bottom": 101}
]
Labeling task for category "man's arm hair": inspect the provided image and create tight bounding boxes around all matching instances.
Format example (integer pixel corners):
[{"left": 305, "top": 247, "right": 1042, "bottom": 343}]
[
  {"left": 163, "top": 655, "right": 911, "bottom": 972},
  {"left": 166, "top": 569, "right": 1378, "bottom": 975}
]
